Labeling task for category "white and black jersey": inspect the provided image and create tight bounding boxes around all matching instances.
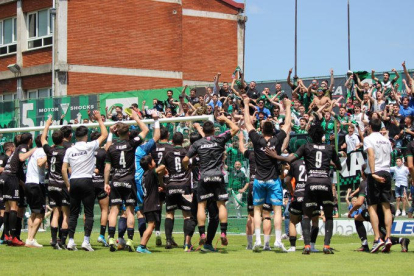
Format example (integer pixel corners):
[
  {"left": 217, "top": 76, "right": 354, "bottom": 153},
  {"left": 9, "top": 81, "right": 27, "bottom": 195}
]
[
  {"left": 0, "top": 154, "right": 9, "bottom": 169},
  {"left": 43, "top": 144, "right": 67, "bottom": 185},
  {"left": 161, "top": 146, "right": 191, "bottom": 191},
  {"left": 288, "top": 158, "right": 307, "bottom": 201},
  {"left": 63, "top": 140, "right": 99, "bottom": 179},
  {"left": 186, "top": 131, "right": 232, "bottom": 178},
  {"left": 26, "top": 147, "right": 46, "bottom": 184},
  {"left": 249, "top": 129, "right": 286, "bottom": 181},
  {"left": 106, "top": 137, "right": 143, "bottom": 182},
  {"left": 94, "top": 148, "right": 106, "bottom": 177},
  {"left": 294, "top": 143, "right": 341, "bottom": 179},
  {"left": 151, "top": 142, "right": 174, "bottom": 166},
  {"left": 3, "top": 144, "right": 29, "bottom": 182}
]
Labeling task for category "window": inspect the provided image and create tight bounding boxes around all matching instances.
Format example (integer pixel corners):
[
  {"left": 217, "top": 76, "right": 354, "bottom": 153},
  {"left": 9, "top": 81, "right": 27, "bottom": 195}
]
[
  {"left": 27, "top": 9, "right": 53, "bottom": 49},
  {"left": 0, "top": 93, "right": 17, "bottom": 102},
  {"left": 27, "top": 88, "right": 52, "bottom": 99},
  {"left": 0, "top": 17, "right": 17, "bottom": 56}
]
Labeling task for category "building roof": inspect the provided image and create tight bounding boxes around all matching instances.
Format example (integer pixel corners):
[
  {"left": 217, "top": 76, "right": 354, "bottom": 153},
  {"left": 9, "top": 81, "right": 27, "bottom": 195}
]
[{"left": 220, "top": 0, "right": 244, "bottom": 10}]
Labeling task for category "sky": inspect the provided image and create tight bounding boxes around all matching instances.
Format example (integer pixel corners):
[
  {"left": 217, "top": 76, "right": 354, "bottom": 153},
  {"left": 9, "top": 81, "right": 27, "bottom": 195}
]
[{"left": 243, "top": 0, "right": 414, "bottom": 82}]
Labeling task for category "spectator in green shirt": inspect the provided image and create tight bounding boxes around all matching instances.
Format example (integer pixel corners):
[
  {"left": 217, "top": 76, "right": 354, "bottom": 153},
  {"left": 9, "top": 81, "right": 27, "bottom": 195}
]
[{"left": 227, "top": 161, "right": 249, "bottom": 218}]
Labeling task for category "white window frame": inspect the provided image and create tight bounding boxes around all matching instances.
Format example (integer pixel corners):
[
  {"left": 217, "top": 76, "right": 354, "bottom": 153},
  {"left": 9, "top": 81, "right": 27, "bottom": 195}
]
[
  {"left": 0, "top": 17, "right": 17, "bottom": 57},
  {"left": 27, "top": 9, "right": 53, "bottom": 50},
  {"left": 27, "top": 88, "right": 52, "bottom": 99},
  {"left": 0, "top": 92, "right": 17, "bottom": 102}
]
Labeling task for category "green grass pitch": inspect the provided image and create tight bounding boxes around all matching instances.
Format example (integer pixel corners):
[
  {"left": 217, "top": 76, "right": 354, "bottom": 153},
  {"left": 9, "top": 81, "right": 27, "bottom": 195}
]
[{"left": 0, "top": 232, "right": 411, "bottom": 275}]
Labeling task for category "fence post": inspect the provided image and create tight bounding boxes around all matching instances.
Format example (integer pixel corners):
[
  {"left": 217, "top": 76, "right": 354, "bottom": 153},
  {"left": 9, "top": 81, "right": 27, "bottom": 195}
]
[{"left": 334, "top": 121, "right": 342, "bottom": 216}]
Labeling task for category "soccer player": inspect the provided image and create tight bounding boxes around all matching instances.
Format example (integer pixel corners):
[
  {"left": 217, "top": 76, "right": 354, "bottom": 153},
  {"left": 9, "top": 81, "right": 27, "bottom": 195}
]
[
  {"left": 24, "top": 135, "right": 47, "bottom": 248},
  {"left": 266, "top": 123, "right": 342, "bottom": 254},
  {"left": 137, "top": 155, "right": 166, "bottom": 254},
  {"left": 183, "top": 115, "right": 239, "bottom": 246},
  {"left": 283, "top": 157, "right": 320, "bottom": 252},
  {"left": 62, "top": 110, "right": 108, "bottom": 251},
  {"left": 161, "top": 132, "right": 193, "bottom": 251},
  {"left": 188, "top": 130, "right": 219, "bottom": 252},
  {"left": 243, "top": 97, "right": 292, "bottom": 252},
  {"left": 2, "top": 133, "right": 36, "bottom": 246},
  {"left": 60, "top": 125, "right": 73, "bottom": 149},
  {"left": 349, "top": 164, "right": 410, "bottom": 252},
  {"left": 90, "top": 131, "right": 110, "bottom": 246},
  {"left": 41, "top": 117, "right": 70, "bottom": 250},
  {"left": 364, "top": 119, "right": 392, "bottom": 253},
  {"left": 0, "top": 142, "right": 15, "bottom": 244},
  {"left": 150, "top": 126, "right": 173, "bottom": 246},
  {"left": 105, "top": 111, "right": 149, "bottom": 252}
]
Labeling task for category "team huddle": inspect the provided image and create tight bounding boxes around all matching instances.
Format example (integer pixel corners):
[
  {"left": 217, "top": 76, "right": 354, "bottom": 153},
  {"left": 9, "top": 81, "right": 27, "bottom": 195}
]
[{"left": 0, "top": 96, "right": 408, "bottom": 254}]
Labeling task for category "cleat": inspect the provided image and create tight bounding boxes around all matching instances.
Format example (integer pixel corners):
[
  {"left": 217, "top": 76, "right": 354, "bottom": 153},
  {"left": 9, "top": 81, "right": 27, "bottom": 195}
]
[
  {"left": 298, "top": 235, "right": 304, "bottom": 241},
  {"left": 125, "top": 239, "right": 135, "bottom": 252},
  {"left": 302, "top": 245, "right": 311, "bottom": 255},
  {"left": 136, "top": 246, "right": 152, "bottom": 254},
  {"left": 220, "top": 233, "right": 228, "bottom": 246},
  {"left": 199, "top": 234, "right": 207, "bottom": 246},
  {"left": 81, "top": 241, "right": 94, "bottom": 251},
  {"left": 202, "top": 244, "right": 218, "bottom": 252},
  {"left": 323, "top": 246, "right": 334, "bottom": 254},
  {"left": 371, "top": 239, "right": 385, "bottom": 253},
  {"left": 402, "top": 211, "right": 407, "bottom": 216},
  {"left": 156, "top": 236, "right": 162, "bottom": 246},
  {"left": 252, "top": 242, "right": 262, "bottom": 253},
  {"left": 108, "top": 238, "right": 117, "bottom": 252},
  {"left": 274, "top": 241, "right": 287, "bottom": 252},
  {"left": 52, "top": 243, "right": 62, "bottom": 250},
  {"left": 286, "top": 246, "right": 296, "bottom": 252},
  {"left": 171, "top": 238, "right": 178, "bottom": 247},
  {"left": 117, "top": 238, "right": 126, "bottom": 250},
  {"left": 263, "top": 244, "right": 272, "bottom": 251},
  {"left": 58, "top": 242, "right": 67, "bottom": 250},
  {"left": 184, "top": 244, "right": 194, "bottom": 252},
  {"left": 165, "top": 240, "right": 173, "bottom": 249},
  {"left": 401, "top": 238, "right": 410, "bottom": 252},
  {"left": 246, "top": 244, "right": 253, "bottom": 250},
  {"left": 25, "top": 239, "right": 42, "bottom": 248},
  {"left": 10, "top": 237, "right": 25, "bottom": 246},
  {"left": 67, "top": 243, "right": 78, "bottom": 251},
  {"left": 97, "top": 235, "right": 109, "bottom": 247},
  {"left": 355, "top": 245, "right": 370, "bottom": 252},
  {"left": 395, "top": 209, "right": 401, "bottom": 217},
  {"left": 281, "top": 234, "right": 289, "bottom": 240},
  {"left": 381, "top": 239, "right": 392, "bottom": 253}
]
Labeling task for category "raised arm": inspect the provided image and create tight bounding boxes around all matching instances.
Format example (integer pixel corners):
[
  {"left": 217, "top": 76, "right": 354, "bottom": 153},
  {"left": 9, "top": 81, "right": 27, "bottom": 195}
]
[
  {"left": 217, "top": 115, "right": 239, "bottom": 137},
  {"left": 371, "top": 70, "right": 379, "bottom": 83},
  {"left": 130, "top": 110, "right": 149, "bottom": 139},
  {"left": 287, "top": 68, "right": 294, "bottom": 88},
  {"left": 193, "top": 122, "right": 205, "bottom": 137},
  {"left": 93, "top": 110, "right": 108, "bottom": 146},
  {"left": 238, "top": 131, "right": 247, "bottom": 154},
  {"left": 402, "top": 61, "right": 413, "bottom": 85},
  {"left": 280, "top": 98, "right": 292, "bottom": 134},
  {"left": 213, "top": 72, "right": 221, "bottom": 95},
  {"left": 391, "top": 68, "right": 400, "bottom": 82},
  {"left": 41, "top": 116, "right": 53, "bottom": 146},
  {"left": 329, "top": 68, "right": 335, "bottom": 92},
  {"left": 243, "top": 98, "right": 254, "bottom": 133}
]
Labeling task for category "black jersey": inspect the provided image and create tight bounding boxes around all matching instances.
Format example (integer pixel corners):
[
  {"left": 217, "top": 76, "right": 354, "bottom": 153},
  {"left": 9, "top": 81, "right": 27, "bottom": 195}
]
[
  {"left": 406, "top": 140, "right": 414, "bottom": 158},
  {"left": 106, "top": 137, "right": 143, "bottom": 182},
  {"left": 151, "top": 142, "right": 174, "bottom": 165},
  {"left": 249, "top": 129, "right": 286, "bottom": 181},
  {"left": 294, "top": 143, "right": 341, "bottom": 179},
  {"left": 186, "top": 131, "right": 232, "bottom": 177},
  {"left": 94, "top": 148, "right": 106, "bottom": 176},
  {"left": 288, "top": 158, "right": 307, "bottom": 201},
  {"left": 63, "top": 141, "right": 72, "bottom": 149},
  {"left": 0, "top": 154, "right": 9, "bottom": 169},
  {"left": 142, "top": 169, "right": 161, "bottom": 213},
  {"left": 162, "top": 146, "right": 191, "bottom": 188},
  {"left": 3, "top": 144, "right": 29, "bottom": 179},
  {"left": 243, "top": 149, "right": 256, "bottom": 181},
  {"left": 43, "top": 144, "right": 67, "bottom": 185}
]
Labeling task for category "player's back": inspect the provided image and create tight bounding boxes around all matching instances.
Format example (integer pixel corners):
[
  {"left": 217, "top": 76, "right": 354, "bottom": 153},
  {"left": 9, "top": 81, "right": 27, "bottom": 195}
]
[
  {"left": 163, "top": 147, "right": 190, "bottom": 187},
  {"left": 290, "top": 158, "right": 307, "bottom": 199},
  {"left": 107, "top": 140, "right": 136, "bottom": 182},
  {"left": 152, "top": 142, "right": 174, "bottom": 166},
  {"left": 301, "top": 143, "right": 334, "bottom": 178},
  {"left": 43, "top": 145, "right": 67, "bottom": 184},
  {"left": 94, "top": 147, "right": 106, "bottom": 176}
]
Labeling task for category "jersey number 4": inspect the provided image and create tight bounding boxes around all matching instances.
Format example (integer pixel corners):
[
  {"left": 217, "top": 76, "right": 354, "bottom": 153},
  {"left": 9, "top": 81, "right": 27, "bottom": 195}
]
[{"left": 119, "top": 151, "right": 126, "bottom": 168}]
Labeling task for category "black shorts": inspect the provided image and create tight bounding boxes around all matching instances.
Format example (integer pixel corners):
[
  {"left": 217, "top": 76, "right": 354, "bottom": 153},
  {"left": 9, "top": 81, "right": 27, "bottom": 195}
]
[
  {"left": 18, "top": 185, "right": 27, "bottom": 208},
  {"left": 303, "top": 178, "right": 333, "bottom": 215},
  {"left": 145, "top": 210, "right": 161, "bottom": 223},
  {"left": 48, "top": 182, "right": 70, "bottom": 208},
  {"left": 367, "top": 171, "right": 392, "bottom": 206},
  {"left": 165, "top": 186, "right": 192, "bottom": 212},
  {"left": 2, "top": 174, "right": 20, "bottom": 202},
  {"left": 197, "top": 176, "right": 228, "bottom": 202},
  {"left": 159, "top": 191, "right": 166, "bottom": 202},
  {"left": 110, "top": 180, "right": 137, "bottom": 206},
  {"left": 25, "top": 183, "right": 46, "bottom": 214},
  {"left": 289, "top": 199, "right": 304, "bottom": 216},
  {"left": 93, "top": 176, "right": 108, "bottom": 201}
]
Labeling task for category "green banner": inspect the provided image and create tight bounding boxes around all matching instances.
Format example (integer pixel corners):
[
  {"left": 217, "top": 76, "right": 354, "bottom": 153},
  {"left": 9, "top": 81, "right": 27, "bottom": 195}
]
[
  {"left": 0, "top": 100, "right": 17, "bottom": 150},
  {"left": 20, "top": 95, "right": 99, "bottom": 130},
  {"left": 338, "top": 150, "right": 364, "bottom": 189},
  {"left": 99, "top": 87, "right": 184, "bottom": 115}
]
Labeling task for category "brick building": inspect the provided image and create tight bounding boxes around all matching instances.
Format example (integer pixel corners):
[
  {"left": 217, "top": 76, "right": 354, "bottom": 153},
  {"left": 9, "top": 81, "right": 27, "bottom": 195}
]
[{"left": 0, "top": 0, "right": 246, "bottom": 100}]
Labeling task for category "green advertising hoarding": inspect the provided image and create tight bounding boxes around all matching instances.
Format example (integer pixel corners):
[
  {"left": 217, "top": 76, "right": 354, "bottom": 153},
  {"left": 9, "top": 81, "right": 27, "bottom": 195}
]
[{"left": 19, "top": 95, "right": 99, "bottom": 131}]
